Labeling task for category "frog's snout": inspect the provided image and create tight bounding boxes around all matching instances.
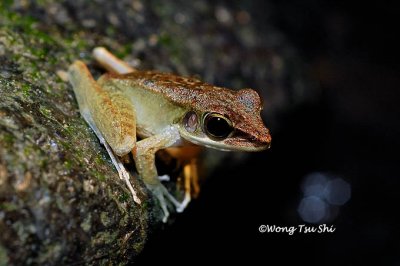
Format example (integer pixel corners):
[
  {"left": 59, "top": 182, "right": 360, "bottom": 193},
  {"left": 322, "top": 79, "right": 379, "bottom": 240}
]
[
  {"left": 263, "top": 132, "right": 272, "bottom": 149},
  {"left": 256, "top": 130, "right": 272, "bottom": 150}
]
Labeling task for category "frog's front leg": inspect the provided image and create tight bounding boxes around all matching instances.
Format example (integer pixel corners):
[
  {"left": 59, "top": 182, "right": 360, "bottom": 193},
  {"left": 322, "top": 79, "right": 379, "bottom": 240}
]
[{"left": 133, "top": 126, "right": 183, "bottom": 222}]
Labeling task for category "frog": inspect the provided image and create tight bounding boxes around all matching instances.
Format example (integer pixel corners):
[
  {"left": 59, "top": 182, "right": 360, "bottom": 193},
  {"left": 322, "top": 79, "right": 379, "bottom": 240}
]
[{"left": 66, "top": 47, "right": 271, "bottom": 222}]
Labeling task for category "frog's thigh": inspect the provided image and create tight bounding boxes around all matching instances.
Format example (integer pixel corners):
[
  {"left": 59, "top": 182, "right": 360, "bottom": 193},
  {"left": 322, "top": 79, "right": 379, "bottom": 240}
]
[{"left": 68, "top": 61, "right": 136, "bottom": 156}]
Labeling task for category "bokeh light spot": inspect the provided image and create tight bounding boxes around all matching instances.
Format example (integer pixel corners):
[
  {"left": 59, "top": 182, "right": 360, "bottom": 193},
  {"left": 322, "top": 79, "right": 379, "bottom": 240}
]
[
  {"left": 325, "top": 178, "right": 351, "bottom": 206},
  {"left": 298, "top": 196, "right": 328, "bottom": 223},
  {"left": 301, "top": 172, "right": 329, "bottom": 198}
]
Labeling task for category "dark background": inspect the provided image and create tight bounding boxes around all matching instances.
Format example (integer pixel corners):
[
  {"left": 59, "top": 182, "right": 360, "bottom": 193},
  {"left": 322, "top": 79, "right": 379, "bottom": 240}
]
[{"left": 138, "top": 1, "right": 400, "bottom": 265}]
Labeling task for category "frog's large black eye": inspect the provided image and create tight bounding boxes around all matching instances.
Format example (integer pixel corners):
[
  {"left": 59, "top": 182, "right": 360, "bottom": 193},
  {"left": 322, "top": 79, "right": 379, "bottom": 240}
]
[{"left": 203, "top": 113, "right": 233, "bottom": 140}]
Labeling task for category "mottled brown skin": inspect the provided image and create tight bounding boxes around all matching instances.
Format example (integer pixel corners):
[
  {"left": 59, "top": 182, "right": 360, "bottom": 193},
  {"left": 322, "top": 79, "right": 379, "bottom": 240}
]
[{"left": 102, "top": 71, "right": 271, "bottom": 151}]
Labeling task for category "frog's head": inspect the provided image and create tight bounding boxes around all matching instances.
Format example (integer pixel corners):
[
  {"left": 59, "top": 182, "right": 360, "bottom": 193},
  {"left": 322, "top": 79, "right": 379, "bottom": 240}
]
[{"left": 178, "top": 88, "right": 271, "bottom": 152}]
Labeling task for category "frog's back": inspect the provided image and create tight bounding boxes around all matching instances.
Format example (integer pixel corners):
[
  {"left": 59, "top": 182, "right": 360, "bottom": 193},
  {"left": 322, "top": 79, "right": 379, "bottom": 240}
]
[{"left": 101, "top": 70, "right": 240, "bottom": 112}]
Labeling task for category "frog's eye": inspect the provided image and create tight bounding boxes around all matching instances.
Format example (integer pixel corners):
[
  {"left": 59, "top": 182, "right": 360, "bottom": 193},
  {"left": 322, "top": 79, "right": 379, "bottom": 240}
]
[{"left": 203, "top": 112, "right": 233, "bottom": 140}]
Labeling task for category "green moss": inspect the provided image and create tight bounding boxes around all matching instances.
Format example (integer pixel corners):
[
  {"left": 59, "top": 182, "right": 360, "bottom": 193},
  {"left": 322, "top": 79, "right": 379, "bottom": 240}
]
[
  {"left": 29, "top": 70, "right": 42, "bottom": 81},
  {"left": 92, "top": 231, "right": 118, "bottom": 246},
  {"left": 0, "top": 0, "right": 13, "bottom": 10},
  {"left": 105, "top": 26, "right": 116, "bottom": 37},
  {"left": 1, "top": 9, "right": 36, "bottom": 33},
  {"left": 21, "top": 84, "right": 31, "bottom": 98},
  {"left": 141, "top": 200, "right": 148, "bottom": 210},
  {"left": 59, "top": 140, "right": 72, "bottom": 150},
  {"left": 0, "top": 244, "right": 9, "bottom": 266},
  {"left": 158, "top": 33, "right": 173, "bottom": 47},
  {"left": 132, "top": 242, "right": 144, "bottom": 254},
  {"left": 32, "top": 30, "right": 56, "bottom": 45},
  {"left": 55, "top": 196, "right": 71, "bottom": 215},
  {"left": 39, "top": 158, "right": 48, "bottom": 169},
  {"left": 34, "top": 0, "right": 47, "bottom": 6},
  {"left": 0, "top": 134, "right": 14, "bottom": 147},
  {"left": 100, "top": 211, "right": 113, "bottom": 227},
  {"left": 118, "top": 192, "right": 129, "bottom": 203},
  {"left": 39, "top": 106, "right": 52, "bottom": 118},
  {"left": 61, "top": 123, "right": 76, "bottom": 135},
  {"left": 80, "top": 213, "right": 92, "bottom": 233},
  {"left": 23, "top": 146, "right": 33, "bottom": 156},
  {"left": 118, "top": 213, "right": 129, "bottom": 227},
  {"left": 94, "top": 155, "right": 104, "bottom": 165},
  {"left": 63, "top": 160, "right": 72, "bottom": 170},
  {"left": 37, "top": 243, "right": 62, "bottom": 264},
  {"left": 0, "top": 202, "right": 18, "bottom": 211},
  {"left": 93, "top": 171, "right": 106, "bottom": 182},
  {"left": 30, "top": 46, "right": 48, "bottom": 59},
  {"left": 115, "top": 44, "right": 133, "bottom": 59},
  {"left": 158, "top": 32, "right": 183, "bottom": 59}
]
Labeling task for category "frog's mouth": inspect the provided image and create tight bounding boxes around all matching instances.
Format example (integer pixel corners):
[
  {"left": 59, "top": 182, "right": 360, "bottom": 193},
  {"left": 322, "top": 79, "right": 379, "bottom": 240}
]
[
  {"left": 223, "top": 136, "right": 271, "bottom": 152},
  {"left": 179, "top": 129, "right": 270, "bottom": 152}
]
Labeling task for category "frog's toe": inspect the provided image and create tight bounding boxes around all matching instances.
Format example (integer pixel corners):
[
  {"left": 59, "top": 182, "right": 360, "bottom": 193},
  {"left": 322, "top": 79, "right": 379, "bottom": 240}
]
[
  {"left": 147, "top": 182, "right": 185, "bottom": 222},
  {"left": 176, "top": 195, "right": 190, "bottom": 213},
  {"left": 147, "top": 183, "right": 171, "bottom": 222},
  {"left": 156, "top": 183, "right": 189, "bottom": 214},
  {"left": 158, "top": 174, "right": 170, "bottom": 181}
]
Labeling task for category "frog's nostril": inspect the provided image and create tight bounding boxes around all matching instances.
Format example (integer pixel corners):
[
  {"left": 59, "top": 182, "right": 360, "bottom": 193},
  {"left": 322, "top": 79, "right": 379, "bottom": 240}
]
[{"left": 261, "top": 132, "right": 272, "bottom": 148}]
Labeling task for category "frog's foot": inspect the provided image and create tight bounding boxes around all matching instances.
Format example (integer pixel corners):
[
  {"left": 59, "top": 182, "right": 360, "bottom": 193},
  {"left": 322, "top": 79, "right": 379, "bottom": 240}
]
[
  {"left": 176, "top": 195, "right": 190, "bottom": 213},
  {"left": 147, "top": 182, "right": 186, "bottom": 222},
  {"left": 92, "top": 128, "right": 141, "bottom": 204},
  {"left": 102, "top": 140, "right": 141, "bottom": 205}
]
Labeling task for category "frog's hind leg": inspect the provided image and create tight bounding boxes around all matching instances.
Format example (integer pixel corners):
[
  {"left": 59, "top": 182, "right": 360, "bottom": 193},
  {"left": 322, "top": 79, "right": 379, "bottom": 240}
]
[
  {"left": 177, "top": 159, "right": 200, "bottom": 213},
  {"left": 91, "top": 124, "right": 141, "bottom": 205},
  {"left": 93, "top": 47, "right": 136, "bottom": 74},
  {"left": 68, "top": 61, "right": 141, "bottom": 204},
  {"left": 165, "top": 146, "right": 203, "bottom": 212}
]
